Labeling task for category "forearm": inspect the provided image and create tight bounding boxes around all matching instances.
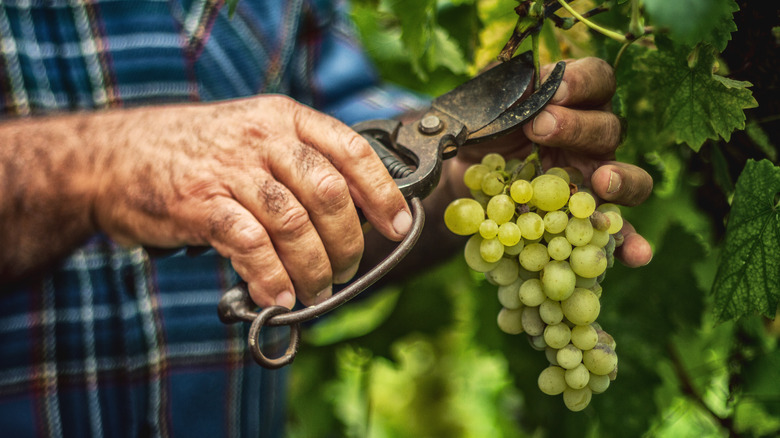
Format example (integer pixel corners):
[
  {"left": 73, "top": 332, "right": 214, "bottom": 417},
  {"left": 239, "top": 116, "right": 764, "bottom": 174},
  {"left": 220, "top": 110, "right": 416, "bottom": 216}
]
[{"left": 0, "top": 112, "right": 110, "bottom": 282}]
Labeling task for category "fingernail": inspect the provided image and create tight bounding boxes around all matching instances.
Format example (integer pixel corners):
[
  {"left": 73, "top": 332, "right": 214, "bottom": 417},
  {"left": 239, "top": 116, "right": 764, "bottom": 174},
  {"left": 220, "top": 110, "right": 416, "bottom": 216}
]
[
  {"left": 275, "top": 291, "right": 295, "bottom": 309},
  {"left": 393, "top": 210, "right": 412, "bottom": 236},
  {"left": 607, "top": 171, "right": 622, "bottom": 194},
  {"left": 334, "top": 261, "right": 360, "bottom": 284},
  {"left": 552, "top": 81, "right": 568, "bottom": 104},
  {"left": 642, "top": 255, "right": 653, "bottom": 266},
  {"left": 314, "top": 286, "right": 332, "bottom": 305},
  {"left": 532, "top": 111, "right": 556, "bottom": 136}
]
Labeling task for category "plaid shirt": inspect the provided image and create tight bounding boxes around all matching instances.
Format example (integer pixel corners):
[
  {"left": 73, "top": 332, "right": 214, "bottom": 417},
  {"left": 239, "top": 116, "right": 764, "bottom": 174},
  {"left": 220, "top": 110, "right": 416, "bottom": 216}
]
[{"left": 0, "top": 1, "right": 426, "bottom": 437}]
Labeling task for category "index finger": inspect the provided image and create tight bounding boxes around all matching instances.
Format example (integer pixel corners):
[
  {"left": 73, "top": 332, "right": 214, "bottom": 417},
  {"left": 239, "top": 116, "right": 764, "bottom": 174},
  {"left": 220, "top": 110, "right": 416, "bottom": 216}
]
[{"left": 288, "top": 98, "right": 413, "bottom": 241}]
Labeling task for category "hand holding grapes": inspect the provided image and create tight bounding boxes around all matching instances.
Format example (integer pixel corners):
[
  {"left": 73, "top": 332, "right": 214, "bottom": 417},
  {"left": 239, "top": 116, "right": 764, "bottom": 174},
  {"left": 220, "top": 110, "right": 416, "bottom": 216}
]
[{"left": 447, "top": 57, "right": 653, "bottom": 268}]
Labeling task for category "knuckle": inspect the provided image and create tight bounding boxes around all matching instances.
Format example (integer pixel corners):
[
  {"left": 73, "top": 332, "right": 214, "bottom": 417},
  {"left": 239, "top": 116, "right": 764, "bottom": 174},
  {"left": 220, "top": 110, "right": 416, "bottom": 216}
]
[
  {"left": 312, "top": 171, "right": 351, "bottom": 213},
  {"left": 340, "top": 131, "right": 374, "bottom": 162},
  {"left": 231, "top": 221, "right": 271, "bottom": 254},
  {"left": 278, "top": 205, "right": 311, "bottom": 238}
]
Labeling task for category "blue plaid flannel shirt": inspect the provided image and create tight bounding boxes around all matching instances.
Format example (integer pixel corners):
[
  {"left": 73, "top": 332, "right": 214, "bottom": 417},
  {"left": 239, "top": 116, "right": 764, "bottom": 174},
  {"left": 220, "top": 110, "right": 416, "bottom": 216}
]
[{"left": 0, "top": 1, "right": 426, "bottom": 437}]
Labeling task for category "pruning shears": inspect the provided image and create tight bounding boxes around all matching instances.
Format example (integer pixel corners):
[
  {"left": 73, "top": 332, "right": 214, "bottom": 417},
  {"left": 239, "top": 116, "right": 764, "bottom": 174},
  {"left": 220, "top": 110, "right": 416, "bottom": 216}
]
[{"left": 218, "top": 51, "right": 566, "bottom": 369}]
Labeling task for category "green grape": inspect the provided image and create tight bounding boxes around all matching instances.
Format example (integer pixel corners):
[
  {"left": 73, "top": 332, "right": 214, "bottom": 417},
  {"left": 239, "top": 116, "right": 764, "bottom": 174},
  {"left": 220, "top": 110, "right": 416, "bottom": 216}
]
[
  {"left": 590, "top": 283, "right": 603, "bottom": 299},
  {"left": 518, "top": 243, "right": 550, "bottom": 272},
  {"left": 521, "top": 305, "right": 545, "bottom": 336},
  {"left": 561, "top": 288, "right": 600, "bottom": 325},
  {"left": 565, "top": 216, "right": 594, "bottom": 247},
  {"left": 569, "top": 244, "right": 607, "bottom": 278},
  {"left": 596, "top": 202, "right": 621, "bottom": 215},
  {"left": 563, "top": 387, "right": 592, "bottom": 412},
  {"left": 538, "top": 366, "right": 567, "bottom": 395},
  {"left": 480, "top": 237, "right": 504, "bottom": 263},
  {"left": 575, "top": 275, "right": 597, "bottom": 289},
  {"left": 469, "top": 188, "right": 491, "bottom": 208},
  {"left": 517, "top": 264, "right": 539, "bottom": 280},
  {"left": 481, "top": 171, "right": 506, "bottom": 196},
  {"left": 519, "top": 278, "right": 546, "bottom": 307},
  {"left": 487, "top": 194, "right": 515, "bottom": 224},
  {"left": 510, "top": 179, "right": 534, "bottom": 204},
  {"left": 543, "top": 210, "right": 569, "bottom": 234},
  {"left": 564, "top": 363, "right": 590, "bottom": 389},
  {"left": 497, "top": 222, "right": 522, "bottom": 246},
  {"left": 547, "top": 236, "right": 573, "bottom": 261},
  {"left": 540, "top": 260, "right": 576, "bottom": 301},
  {"left": 516, "top": 212, "right": 544, "bottom": 240},
  {"left": 604, "top": 210, "right": 624, "bottom": 235},
  {"left": 539, "top": 298, "right": 564, "bottom": 325},
  {"left": 497, "top": 307, "right": 524, "bottom": 334},
  {"left": 583, "top": 343, "right": 618, "bottom": 375},
  {"left": 568, "top": 191, "right": 596, "bottom": 218},
  {"left": 543, "top": 322, "right": 572, "bottom": 349},
  {"left": 463, "top": 164, "right": 490, "bottom": 190},
  {"left": 570, "top": 324, "right": 598, "bottom": 350},
  {"left": 485, "top": 257, "right": 519, "bottom": 286},
  {"left": 497, "top": 278, "right": 523, "bottom": 309},
  {"left": 545, "top": 166, "right": 571, "bottom": 184},
  {"left": 464, "top": 234, "right": 500, "bottom": 272},
  {"left": 589, "top": 228, "right": 610, "bottom": 248},
  {"left": 444, "top": 198, "right": 484, "bottom": 235},
  {"left": 506, "top": 158, "right": 522, "bottom": 174},
  {"left": 481, "top": 152, "right": 506, "bottom": 171},
  {"left": 596, "top": 329, "right": 617, "bottom": 350},
  {"left": 588, "top": 373, "right": 611, "bottom": 393},
  {"left": 530, "top": 174, "right": 570, "bottom": 211},
  {"left": 528, "top": 334, "right": 547, "bottom": 351},
  {"left": 504, "top": 239, "right": 525, "bottom": 256},
  {"left": 556, "top": 343, "right": 583, "bottom": 370},
  {"left": 479, "top": 219, "right": 499, "bottom": 239}
]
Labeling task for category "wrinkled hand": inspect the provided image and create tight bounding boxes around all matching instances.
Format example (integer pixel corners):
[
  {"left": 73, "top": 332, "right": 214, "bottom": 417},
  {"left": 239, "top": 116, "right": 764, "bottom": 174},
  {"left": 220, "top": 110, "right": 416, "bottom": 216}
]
[
  {"left": 93, "top": 95, "right": 412, "bottom": 308},
  {"left": 450, "top": 57, "right": 653, "bottom": 267}
]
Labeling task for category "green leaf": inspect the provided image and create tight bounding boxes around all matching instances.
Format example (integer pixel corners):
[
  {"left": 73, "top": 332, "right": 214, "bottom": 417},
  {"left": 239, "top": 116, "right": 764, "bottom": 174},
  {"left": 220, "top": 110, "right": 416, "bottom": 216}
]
[
  {"left": 712, "top": 159, "right": 780, "bottom": 322},
  {"left": 386, "top": 0, "right": 437, "bottom": 79},
  {"left": 643, "top": 37, "right": 758, "bottom": 151},
  {"left": 643, "top": 0, "right": 738, "bottom": 49}
]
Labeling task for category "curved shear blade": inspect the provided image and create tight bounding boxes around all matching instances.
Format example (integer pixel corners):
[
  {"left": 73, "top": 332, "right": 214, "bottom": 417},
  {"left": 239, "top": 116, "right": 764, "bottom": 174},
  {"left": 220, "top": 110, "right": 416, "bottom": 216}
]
[
  {"left": 467, "top": 60, "right": 566, "bottom": 142},
  {"left": 432, "top": 51, "right": 535, "bottom": 132}
]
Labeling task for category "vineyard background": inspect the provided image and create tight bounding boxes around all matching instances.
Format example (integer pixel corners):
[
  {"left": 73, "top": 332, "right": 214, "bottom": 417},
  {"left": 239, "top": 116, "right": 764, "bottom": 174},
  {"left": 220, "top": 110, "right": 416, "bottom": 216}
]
[{"left": 283, "top": 1, "right": 780, "bottom": 436}]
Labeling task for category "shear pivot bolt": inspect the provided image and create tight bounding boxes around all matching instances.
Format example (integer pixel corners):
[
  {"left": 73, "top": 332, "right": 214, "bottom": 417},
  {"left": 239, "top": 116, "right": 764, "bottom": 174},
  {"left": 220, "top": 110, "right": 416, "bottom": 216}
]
[{"left": 419, "top": 115, "right": 443, "bottom": 135}]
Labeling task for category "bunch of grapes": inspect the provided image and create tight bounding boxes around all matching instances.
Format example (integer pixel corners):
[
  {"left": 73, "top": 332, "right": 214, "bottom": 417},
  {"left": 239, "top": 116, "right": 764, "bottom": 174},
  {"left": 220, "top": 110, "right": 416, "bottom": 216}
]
[{"left": 443, "top": 153, "right": 622, "bottom": 412}]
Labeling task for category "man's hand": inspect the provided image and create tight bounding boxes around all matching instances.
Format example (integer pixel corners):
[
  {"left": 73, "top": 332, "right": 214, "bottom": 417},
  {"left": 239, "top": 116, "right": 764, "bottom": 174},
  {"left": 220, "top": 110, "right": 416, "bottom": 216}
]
[
  {"left": 447, "top": 57, "right": 653, "bottom": 267},
  {"left": 1, "top": 95, "right": 412, "bottom": 308}
]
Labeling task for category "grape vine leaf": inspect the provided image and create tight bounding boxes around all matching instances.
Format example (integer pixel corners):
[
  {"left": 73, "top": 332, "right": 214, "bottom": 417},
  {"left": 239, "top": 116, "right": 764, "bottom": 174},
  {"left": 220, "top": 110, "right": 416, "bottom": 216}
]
[
  {"left": 643, "top": 0, "right": 737, "bottom": 50},
  {"left": 643, "top": 37, "right": 758, "bottom": 151},
  {"left": 712, "top": 159, "right": 780, "bottom": 322}
]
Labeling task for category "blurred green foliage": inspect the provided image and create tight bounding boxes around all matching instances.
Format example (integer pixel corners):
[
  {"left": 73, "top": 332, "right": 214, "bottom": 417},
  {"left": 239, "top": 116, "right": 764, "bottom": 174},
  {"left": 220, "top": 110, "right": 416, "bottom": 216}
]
[{"left": 285, "top": 1, "right": 780, "bottom": 436}]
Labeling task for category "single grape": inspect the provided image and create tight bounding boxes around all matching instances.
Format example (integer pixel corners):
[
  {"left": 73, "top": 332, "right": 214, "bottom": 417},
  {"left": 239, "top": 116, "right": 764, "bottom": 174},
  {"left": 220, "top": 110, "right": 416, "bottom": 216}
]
[
  {"left": 545, "top": 346, "right": 559, "bottom": 366},
  {"left": 504, "top": 239, "right": 525, "bottom": 256},
  {"left": 470, "top": 189, "right": 491, "bottom": 208},
  {"left": 480, "top": 237, "right": 504, "bottom": 263},
  {"left": 516, "top": 212, "right": 544, "bottom": 240},
  {"left": 528, "top": 334, "right": 547, "bottom": 351},
  {"left": 547, "top": 236, "right": 573, "bottom": 261},
  {"left": 589, "top": 210, "right": 611, "bottom": 232},
  {"left": 481, "top": 171, "right": 506, "bottom": 196},
  {"left": 518, "top": 243, "right": 550, "bottom": 272},
  {"left": 569, "top": 245, "right": 608, "bottom": 278},
  {"left": 444, "top": 198, "right": 484, "bottom": 235},
  {"left": 582, "top": 343, "right": 618, "bottom": 375},
  {"left": 464, "top": 234, "right": 500, "bottom": 272},
  {"left": 556, "top": 344, "right": 583, "bottom": 370},
  {"left": 543, "top": 210, "right": 569, "bottom": 234},
  {"left": 596, "top": 203, "right": 621, "bottom": 215},
  {"left": 540, "top": 260, "right": 576, "bottom": 301},
  {"left": 538, "top": 366, "right": 567, "bottom": 395},
  {"left": 497, "top": 222, "right": 522, "bottom": 246},
  {"left": 519, "top": 278, "right": 546, "bottom": 307},
  {"left": 589, "top": 228, "right": 610, "bottom": 248},
  {"left": 539, "top": 298, "right": 564, "bottom": 325},
  {"left": 604, "top": 210, "right": 624, "bottom": 235},
  {"left": 487, "top": 194, "right": 515, "bottom": 224},
  {"left": 497, "top": 307, "right": 524, "bottom": 334},
  {"left": 563, "top": 387, "right": 592, "bottom": 412},
  {"left": 565, "top": 216, "right": 594, "bottom": 247},
  {"left": 575, "top": 275, "right": 597, "bottom": 289},
  {"left": 521, "top": 305, "right": 545, "bottom": 336},
  {"left": 510, "top": 179, "right": 533, "bottom": 204},
  {"left": 485, "top": 257, "right": 519, "bottom": 286},
  {"left": 545, "top": 167, "right": 571, "bottom": 184},
  {"left": 543, "top": 322, "right": 572, "bottom": 349},
  {"left": 596, "top": 329, "right": 617, "bottom": 350},
  {"left": 463, "top": 163, "right": 490, "bottom": 190},
  {"left": 497, "top": 278, "right": 523, "bottom": 309},
  {"left": 530, "top": 174, "right": 570, "bottom": 211},
  {"left": 588, "top": 373, "right": 611, "bottom": 393},
  {"left": 570, "top": 324, "right": 599, "bottom": 350},
  {"left": 568, "top": 191, "right": 596, "bottom": 218},
  {"left": 564, "top": 363, "right": 590, "bottom": 389},
  {"left": 479, "top": 219, "right": 499, "bottom": 239},
  {"left": 561, "top": 288, "right": 601, "bottom": 326},
  {"left": 482, "top": 152, "right": 506, "bottom": 171}
]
